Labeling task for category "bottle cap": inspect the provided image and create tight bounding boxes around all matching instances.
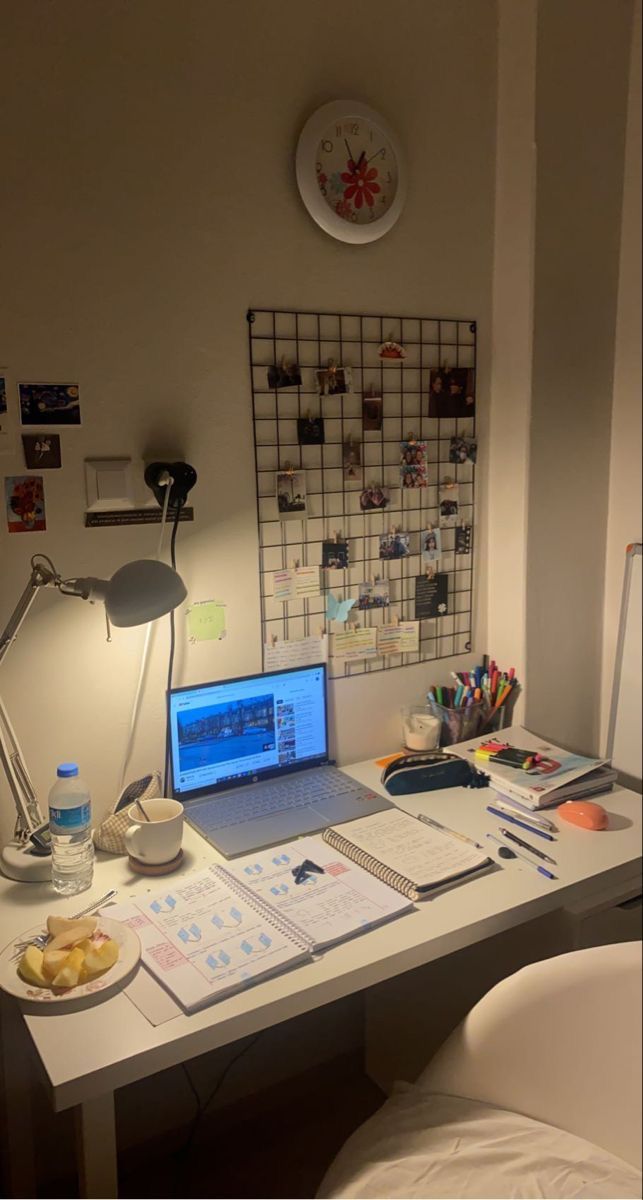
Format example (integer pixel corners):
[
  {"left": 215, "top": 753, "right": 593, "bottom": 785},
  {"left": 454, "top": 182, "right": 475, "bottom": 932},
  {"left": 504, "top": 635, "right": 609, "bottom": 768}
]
[{"left": 56, "top": 762, "right": 79, "bottom": 778}]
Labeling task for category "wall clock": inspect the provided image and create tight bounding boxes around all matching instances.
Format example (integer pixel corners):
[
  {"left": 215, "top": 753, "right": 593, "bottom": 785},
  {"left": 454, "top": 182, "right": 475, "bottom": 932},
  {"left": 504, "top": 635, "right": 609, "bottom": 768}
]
[{"left": 296, "top": 100, "right": 406, "bottom": 244}]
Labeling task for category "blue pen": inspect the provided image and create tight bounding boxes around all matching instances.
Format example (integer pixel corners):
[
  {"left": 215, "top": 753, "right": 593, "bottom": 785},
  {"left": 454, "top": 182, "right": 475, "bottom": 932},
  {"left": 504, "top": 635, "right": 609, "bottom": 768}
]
[
  {"left": 486, "top": 833, "right": 557, "bottom": 880},
  {"left": 486, "top": 805, "right": 556, "bottom": 841}
]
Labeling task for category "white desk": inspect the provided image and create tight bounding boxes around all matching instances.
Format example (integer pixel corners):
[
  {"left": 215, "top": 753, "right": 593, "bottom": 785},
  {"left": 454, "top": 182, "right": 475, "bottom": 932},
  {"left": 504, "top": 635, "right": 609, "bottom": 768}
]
[{"left": 1, "top": 760, "right": 641, "bottom": 1197}]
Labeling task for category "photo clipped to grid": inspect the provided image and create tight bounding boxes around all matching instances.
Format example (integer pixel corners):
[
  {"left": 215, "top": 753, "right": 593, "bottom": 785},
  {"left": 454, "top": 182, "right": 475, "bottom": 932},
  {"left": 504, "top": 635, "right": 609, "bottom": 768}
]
[{"left": 247, "top": 309, "right": 477, "bottom": 680}]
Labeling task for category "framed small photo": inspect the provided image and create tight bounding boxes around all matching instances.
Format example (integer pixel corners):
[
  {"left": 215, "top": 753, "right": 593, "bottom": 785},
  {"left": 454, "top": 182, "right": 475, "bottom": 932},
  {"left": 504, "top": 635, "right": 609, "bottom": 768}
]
[
  {"left": 317, "top": 365, "right": 352, "bottom": 396},
  {"left": 449, "top": 436, "right": 477, "bottom": 465},
  {"left": 5, "top": 475, "right": 46, "bottom": 533},
  {"left": 428, "top": 368, "right": 475, "bottom": 419},
  {"left": 22, "top": 433, "right": 62, "bottom": 470},
  {"left": 19, "top": 382, "right": 81, "bottom": 426},
  {"left": 379, "top": 531, "right": 411, "bottom": 560},
  {"left": 360, "top": 484, "right": 390, "bottom": 511},
  {"left": 276, "top": 470, "right": 307, "bottom": 520},
  {"left": 343, "top": 438, "right": 361, "bottom": 481},
  {"left": 358, "top": 580, "right": 390, "bottom": 610},
  {"left": 322, "top": 539, "right": 349, "bottom": 569},
  {"left": 267, "top": 360, "right": 302, "bottom": 389},
  {"left": 455, "top": 524, "right": 472, "bottom": 555},
  {"left": 362, "top": 390, "right": 383, "bottom": 431},
  {"left": 297, "top": 416, "right": 325, "bottom": 445},
  {"left": 400, "top": 439, "right": 428, "bottom": 489},
  {"left": 421, "top": 528, "right": 442, "bottom": 563},
  {"left": 439, "top": 480, "right": 460, "bottom": 526}
]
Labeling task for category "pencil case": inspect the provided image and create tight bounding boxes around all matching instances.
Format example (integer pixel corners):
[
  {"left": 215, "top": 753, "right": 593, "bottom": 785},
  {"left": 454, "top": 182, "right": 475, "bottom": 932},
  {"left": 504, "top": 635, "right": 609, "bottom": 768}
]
[{"left": 381, "top": 752, "right": 488, "bottom": 796}]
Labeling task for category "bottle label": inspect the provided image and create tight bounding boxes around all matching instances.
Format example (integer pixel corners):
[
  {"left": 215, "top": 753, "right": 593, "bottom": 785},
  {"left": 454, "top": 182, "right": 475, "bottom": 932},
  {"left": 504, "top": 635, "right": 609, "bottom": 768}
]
[{"left": 49, "top": 803, "right": 91, "bottom": 831}]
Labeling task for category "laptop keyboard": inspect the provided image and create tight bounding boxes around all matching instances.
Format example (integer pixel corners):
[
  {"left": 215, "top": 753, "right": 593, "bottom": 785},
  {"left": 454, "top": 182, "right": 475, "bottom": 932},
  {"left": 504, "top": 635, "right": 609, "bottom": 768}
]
[{"left": 189, "top": 767, "right": 370, "bottom": 831}]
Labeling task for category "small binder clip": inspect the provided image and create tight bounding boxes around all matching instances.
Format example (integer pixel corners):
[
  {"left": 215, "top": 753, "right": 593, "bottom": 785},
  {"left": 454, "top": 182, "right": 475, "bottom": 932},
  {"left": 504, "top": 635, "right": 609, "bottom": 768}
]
[{"left": 282, "top": 461, "right": 295, "bottom": 477}]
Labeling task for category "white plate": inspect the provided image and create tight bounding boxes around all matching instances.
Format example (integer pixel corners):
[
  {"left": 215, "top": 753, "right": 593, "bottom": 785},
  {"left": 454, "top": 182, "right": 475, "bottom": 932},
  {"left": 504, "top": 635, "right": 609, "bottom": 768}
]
[{"left": 0, "top": 917, "right": 140, "bottom": 1005}]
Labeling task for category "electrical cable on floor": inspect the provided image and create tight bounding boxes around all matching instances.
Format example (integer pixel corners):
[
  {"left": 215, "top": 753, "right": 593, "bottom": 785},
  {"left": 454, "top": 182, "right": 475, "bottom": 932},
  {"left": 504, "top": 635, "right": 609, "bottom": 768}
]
[{"left": 177, "top": 1033, "right": 263, "bottom": 1159}]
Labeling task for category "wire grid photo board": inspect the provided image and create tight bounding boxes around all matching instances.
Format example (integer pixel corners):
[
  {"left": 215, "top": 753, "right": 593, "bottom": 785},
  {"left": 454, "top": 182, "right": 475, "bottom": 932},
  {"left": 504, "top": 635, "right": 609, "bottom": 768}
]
[{"left": 247, "top": 308, "right": 477, "bottom": 680}]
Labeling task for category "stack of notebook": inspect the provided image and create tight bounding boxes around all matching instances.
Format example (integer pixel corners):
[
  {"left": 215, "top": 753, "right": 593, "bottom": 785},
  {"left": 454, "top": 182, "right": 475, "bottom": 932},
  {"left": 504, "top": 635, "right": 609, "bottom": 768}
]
[{"left": 450, "top": 725, "right": 616, "bottom": 810}]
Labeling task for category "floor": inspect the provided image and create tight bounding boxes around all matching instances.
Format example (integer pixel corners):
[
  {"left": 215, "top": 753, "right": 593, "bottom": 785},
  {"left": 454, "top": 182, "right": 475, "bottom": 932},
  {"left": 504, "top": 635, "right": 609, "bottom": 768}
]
[{"left": 39, "top": 1053, "right": 384, "bottom": 1199}]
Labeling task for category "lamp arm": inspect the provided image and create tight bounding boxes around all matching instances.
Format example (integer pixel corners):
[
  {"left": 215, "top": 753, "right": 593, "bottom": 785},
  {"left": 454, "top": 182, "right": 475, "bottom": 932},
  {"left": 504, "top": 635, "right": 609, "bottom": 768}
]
[{"left": 0, "top": 559, "right": 59, "bottom": 837}]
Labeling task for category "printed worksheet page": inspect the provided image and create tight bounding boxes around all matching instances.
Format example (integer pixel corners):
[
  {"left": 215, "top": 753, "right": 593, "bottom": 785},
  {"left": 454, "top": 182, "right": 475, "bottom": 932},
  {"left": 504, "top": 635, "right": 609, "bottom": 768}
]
[
  {"left": 108, "top": 869, "right": 309, "bottom": 1012},
  {"left": 224, "top": 836, "right": 412, "bottom": 951}
]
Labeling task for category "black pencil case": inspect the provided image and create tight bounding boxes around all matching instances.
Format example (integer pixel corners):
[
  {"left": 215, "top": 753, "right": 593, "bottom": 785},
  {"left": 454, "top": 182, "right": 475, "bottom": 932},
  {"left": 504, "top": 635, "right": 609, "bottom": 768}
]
[{"left": 381, "top": 752, "right": 488, "bottom": 795}]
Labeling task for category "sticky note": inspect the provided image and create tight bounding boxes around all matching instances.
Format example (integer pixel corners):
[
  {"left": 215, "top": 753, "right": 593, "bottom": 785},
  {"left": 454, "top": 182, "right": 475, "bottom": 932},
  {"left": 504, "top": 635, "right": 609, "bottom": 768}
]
[{"left": 187, "top": 600, "right": 226, "bottom": 642}]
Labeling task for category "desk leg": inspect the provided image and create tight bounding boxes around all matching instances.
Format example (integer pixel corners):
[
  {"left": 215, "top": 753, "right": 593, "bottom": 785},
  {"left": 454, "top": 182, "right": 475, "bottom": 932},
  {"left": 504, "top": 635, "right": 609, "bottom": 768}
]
[
  {"left": 0, "top": 995, "right": 37, "bottom": 1199},
  {"left": 75, "top": 1092, "right": 118, "bottom": 1199}
]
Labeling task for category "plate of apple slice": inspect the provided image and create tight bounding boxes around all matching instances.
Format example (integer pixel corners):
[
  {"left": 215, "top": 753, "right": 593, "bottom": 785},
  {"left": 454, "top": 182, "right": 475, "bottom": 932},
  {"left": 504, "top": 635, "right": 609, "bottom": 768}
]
[{"left": 0, "top": 914, "right": 140, "bottom": 1004}]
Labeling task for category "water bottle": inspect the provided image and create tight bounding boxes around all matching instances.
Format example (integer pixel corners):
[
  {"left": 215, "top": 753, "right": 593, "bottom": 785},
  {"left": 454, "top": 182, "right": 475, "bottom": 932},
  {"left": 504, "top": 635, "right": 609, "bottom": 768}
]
[{"left": 49, "top": 763, "right": 94, "bottom": 896}]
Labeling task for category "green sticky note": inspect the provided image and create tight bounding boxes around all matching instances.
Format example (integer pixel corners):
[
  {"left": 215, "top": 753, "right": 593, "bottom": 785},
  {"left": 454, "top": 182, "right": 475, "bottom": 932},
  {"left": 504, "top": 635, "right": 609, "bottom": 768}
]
[{"left": 187, "top": 601, "right": 225, "bottom": 643}]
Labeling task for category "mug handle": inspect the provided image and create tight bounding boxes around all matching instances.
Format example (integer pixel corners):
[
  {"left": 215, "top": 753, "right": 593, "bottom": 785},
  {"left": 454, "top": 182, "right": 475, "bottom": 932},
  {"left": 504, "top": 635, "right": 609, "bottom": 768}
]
[{"left": 124, "top": 825, "right": 145, "bottom": 859}]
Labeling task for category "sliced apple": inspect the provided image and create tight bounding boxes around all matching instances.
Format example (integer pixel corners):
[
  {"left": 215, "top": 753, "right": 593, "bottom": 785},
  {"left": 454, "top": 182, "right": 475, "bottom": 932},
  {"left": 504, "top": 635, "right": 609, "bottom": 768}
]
[
  {"left": 47, "top": 914, "right": 97, "bottom": 939},
  {"left": 52, "top": 946, "right": 85, "bottom": 989},
  {"left": 82, "top": 938, "right": 119, "bottom": 980},
  {"left": 47, "top": 920, "right": 97, "bottom": 953},
  {"left": 42, "top": 947, "right": 71, "bottom": 981},
  {"left": 18, "top": 945, "right": 49, "bottom": 987}
]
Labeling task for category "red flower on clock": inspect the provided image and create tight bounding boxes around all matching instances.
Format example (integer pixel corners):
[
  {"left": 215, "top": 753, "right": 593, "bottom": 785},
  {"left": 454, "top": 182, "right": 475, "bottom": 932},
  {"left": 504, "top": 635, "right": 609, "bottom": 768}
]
[{"left": 341, "top": 159, "right": 381, "bottom": 209}]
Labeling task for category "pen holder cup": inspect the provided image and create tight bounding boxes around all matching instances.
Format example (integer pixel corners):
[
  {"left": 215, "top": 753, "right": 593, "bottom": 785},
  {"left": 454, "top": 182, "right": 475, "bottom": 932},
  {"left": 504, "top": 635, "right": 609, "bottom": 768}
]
[{"left": 427, "top": 699, "right": 491, "bottom": 746}]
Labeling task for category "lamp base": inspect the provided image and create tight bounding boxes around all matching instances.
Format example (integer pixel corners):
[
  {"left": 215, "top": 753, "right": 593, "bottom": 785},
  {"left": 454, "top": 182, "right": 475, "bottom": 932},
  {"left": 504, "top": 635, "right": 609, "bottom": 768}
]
[{"left": 1, "top": 840, "right": 52, "bottom": 882}]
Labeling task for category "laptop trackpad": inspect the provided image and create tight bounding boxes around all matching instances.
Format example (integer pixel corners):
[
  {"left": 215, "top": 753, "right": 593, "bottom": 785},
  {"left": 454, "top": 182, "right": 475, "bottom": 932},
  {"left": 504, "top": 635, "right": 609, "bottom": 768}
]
[
  {"left": 311, "top": 789, "right": 392, "bottom": 824},
  {"left": 212, "top": 807, "right": 323, "bottom": 858}
]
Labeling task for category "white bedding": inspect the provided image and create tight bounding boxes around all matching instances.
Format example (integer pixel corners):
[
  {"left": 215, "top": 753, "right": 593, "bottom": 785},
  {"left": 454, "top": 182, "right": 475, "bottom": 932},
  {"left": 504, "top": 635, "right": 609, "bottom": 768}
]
[{"left": 318, "top": 1086, "right": 643, "bottom": 1200}]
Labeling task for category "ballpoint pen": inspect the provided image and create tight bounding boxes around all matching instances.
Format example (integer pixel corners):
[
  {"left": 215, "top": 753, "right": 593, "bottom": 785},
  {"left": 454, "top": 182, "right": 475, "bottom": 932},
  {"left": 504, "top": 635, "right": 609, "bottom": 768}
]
[
  {"left": 490, "top": 796, "right": 557, "bottom": 832},
  {"left": 418, "top": 813, "right": 485, "bottom": 851},
  {"left": 486, "top": 833, "right": 557, "bottom": 880},
  {"left": 486, "top": 805, "right": 556, "bottom": 841},
  {"left": 499, "top": 827, "right": 557, "bottom": 865}
]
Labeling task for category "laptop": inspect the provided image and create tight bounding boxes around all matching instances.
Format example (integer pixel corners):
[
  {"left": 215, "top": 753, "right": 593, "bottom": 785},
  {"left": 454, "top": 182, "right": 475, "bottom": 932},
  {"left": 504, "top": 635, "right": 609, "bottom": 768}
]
[{"left": 168, "top": 663, "right": 393, "bottom": 857}]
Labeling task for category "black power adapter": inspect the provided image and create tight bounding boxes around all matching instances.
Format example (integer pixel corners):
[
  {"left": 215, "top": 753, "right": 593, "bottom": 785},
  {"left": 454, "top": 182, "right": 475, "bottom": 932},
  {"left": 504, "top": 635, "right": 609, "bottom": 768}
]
[{"left": 144, "top": 462, "right": 197, "bottom": 509}]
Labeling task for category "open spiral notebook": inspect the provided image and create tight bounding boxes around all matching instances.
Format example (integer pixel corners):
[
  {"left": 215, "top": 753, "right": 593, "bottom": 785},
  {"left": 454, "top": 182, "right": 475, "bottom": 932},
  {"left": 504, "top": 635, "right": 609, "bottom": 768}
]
[{"left": 108, "top": 835, "right": 412, "bottom": 1013}]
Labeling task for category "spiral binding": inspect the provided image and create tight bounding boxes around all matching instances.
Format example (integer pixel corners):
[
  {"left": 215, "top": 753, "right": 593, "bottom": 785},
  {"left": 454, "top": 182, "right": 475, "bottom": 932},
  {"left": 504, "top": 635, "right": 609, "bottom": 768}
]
[
  {"left": 213, "top": 864, "right": 314, "bottom": 954},
  {"left": 322, "top": 828, "right": 422, "bottom": 903}
]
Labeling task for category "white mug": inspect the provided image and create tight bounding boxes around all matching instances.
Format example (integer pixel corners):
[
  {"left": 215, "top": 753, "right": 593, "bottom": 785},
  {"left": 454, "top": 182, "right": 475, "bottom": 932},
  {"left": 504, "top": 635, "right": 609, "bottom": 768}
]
[{"left": 125, "top": 798, "right": 184, "bottom": 864}]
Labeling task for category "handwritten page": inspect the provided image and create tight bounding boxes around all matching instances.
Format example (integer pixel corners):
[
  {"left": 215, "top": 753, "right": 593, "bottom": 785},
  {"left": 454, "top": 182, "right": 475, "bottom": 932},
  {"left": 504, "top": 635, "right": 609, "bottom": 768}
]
[
  {"left": 332, "top": 627, "right": 378, "bottom": 661},
  {"left": 224, "top": 836, "right": 411, "bottom": 951},
  {"left": 108, "top": 868, "right": 309, "bottom": 1012},
  {"left": 376, "top": 621, "right": 420, "bottom": 656},
  {"left": 264, "top": 633, "right": 327, "bottom": 671},
  {"left": 272, "top": 566, "right": 320, "bottom": 602},
  {"left": 330, "top": 809, "right": 489, "bottom": 889}
]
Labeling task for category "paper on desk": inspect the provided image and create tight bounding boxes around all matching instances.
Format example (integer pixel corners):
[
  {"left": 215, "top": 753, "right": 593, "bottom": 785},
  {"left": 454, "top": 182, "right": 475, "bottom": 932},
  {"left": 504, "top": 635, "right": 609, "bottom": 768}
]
[
  {"left": 125, "top": 957, "right": 183, "bottom": 1025},
  {"left": 264, "top": 633, "right": 327, "bottom": 671}
]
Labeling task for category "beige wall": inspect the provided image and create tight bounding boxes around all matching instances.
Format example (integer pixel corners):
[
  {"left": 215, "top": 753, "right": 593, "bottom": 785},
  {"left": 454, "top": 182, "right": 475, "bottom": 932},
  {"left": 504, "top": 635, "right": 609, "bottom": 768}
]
[
  {"left": 487, "top": 0, "right": 537, "bottom": 713},
  {"left": 526, "top": 0, "right": 634, "bottom": 753},
  {"left": 0, "top": 0, "right": 497, "bottom": 844},
  {"left": 600, "top": 0, "right": 642, "bottom": 752}
]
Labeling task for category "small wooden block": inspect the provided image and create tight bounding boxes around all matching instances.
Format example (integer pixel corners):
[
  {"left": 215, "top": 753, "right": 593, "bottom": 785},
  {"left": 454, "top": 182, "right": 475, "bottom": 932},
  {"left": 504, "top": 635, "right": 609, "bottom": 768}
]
[{"left": 128, "top": 849, "right": 184, "bottom": 876}]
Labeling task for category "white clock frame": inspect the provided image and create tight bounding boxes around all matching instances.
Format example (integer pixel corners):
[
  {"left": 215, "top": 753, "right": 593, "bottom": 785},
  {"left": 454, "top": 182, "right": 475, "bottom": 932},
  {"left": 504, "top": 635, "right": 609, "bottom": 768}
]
[{"left": 295, "top": 99, "right": 406, "bottom": 245}]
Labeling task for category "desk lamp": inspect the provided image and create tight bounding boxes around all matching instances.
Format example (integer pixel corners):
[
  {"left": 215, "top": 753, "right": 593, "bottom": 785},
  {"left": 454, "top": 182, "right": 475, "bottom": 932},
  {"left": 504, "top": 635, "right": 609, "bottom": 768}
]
[{"left": 0, "top": 554, "right": 187, "bottom": 881}]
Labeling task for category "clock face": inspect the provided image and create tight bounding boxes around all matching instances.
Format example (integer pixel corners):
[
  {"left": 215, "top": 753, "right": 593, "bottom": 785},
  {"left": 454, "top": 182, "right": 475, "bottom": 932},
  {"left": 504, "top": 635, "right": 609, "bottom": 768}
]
[{"left": 315, "top": 117, "right": 398, "bottom": 227}]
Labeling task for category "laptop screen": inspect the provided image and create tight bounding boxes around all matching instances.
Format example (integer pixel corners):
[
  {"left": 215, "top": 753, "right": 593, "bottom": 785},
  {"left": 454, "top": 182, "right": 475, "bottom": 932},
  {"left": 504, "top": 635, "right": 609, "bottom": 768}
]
[{"left": 168, "top": 664, "right": 328, "bottom": 798}]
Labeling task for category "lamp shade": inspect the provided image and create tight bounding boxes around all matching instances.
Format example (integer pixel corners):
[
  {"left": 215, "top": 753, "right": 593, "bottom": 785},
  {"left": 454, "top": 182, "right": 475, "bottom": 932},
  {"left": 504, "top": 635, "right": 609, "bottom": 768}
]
[{"left": 103, "top": 559, "right": 187, "bottom": 627}]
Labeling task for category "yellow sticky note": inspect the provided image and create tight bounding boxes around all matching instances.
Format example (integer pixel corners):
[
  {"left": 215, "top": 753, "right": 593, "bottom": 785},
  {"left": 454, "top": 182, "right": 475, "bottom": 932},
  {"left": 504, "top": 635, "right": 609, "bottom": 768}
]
[{"left": 187, "top": 601, "right": 226, "bottom": 643}]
